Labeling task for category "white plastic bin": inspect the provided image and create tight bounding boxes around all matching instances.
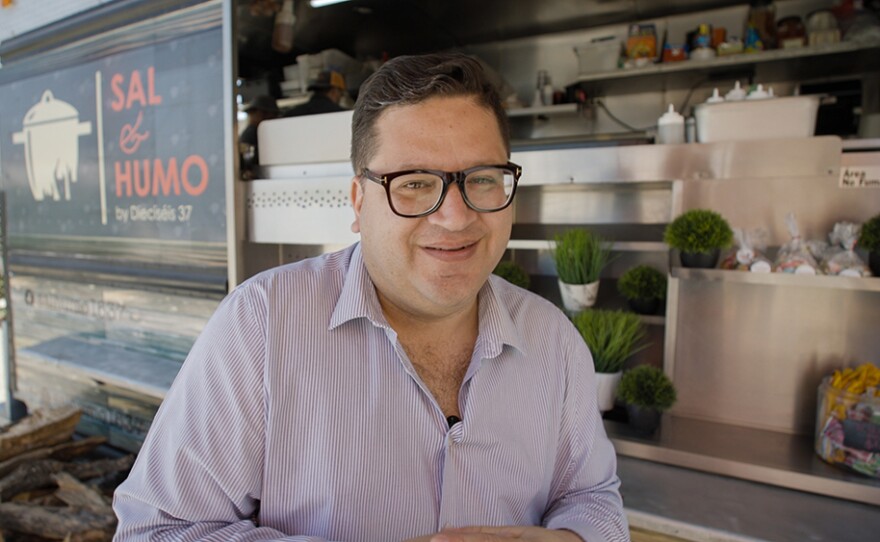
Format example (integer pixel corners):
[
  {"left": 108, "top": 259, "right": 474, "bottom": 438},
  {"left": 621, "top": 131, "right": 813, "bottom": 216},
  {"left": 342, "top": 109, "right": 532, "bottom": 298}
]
[{"left": 694, "top": 95, "right": 821, "bottom": 142}]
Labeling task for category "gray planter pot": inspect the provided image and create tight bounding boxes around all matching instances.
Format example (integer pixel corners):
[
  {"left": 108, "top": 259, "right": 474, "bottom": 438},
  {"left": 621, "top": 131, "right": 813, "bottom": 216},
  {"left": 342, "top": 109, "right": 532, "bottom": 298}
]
[
  {"left": 626, "top": 404, "right": 662, "bottom": 435},
  {"left": 870, "top": 251, "right": 880, "bottom": 277},
  {"left": 680, "top": 248, "right": 720, "bottom": 269}
]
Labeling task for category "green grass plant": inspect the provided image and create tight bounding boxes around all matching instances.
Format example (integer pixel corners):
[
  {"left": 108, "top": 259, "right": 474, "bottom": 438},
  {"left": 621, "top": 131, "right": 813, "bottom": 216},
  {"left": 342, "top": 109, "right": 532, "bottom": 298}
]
[
  {"left": 573, "top": 309, "right": 648, "bottom": 373},
  {"left": 553, "top": 229, "right": 613, "bottom": 284}
]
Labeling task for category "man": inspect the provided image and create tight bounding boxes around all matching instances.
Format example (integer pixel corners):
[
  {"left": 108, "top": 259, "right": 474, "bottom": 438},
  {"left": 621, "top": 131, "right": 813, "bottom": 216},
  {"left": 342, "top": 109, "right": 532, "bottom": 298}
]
[
  {"left": 239, "top": 94, "right": 280, "bottom": 169},
  {"left": 113, "top": 53, "right": 629, "bottom": 542},
  {"left": 283, "top": 69, "right": 346, "bottom": 117}
]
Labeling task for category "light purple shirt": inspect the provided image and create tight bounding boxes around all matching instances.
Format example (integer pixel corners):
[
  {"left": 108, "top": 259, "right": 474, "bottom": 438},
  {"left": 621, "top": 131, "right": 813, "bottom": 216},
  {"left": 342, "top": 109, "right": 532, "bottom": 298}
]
[{"left": 113, "top": 243, "right": 628, "bottom": 541}]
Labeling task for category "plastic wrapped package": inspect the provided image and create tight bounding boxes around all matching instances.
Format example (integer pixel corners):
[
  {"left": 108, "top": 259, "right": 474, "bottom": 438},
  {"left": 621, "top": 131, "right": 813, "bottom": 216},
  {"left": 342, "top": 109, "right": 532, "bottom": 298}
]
[
  {"left": 807, "top": 238, "right": 830, "bottom": 262},
  {"left": 815, "top": 363, "right": 880, "bottom": 478},
  {"left": 774, "top": 213, "right": 819, "bottom": 274},
  {"left": 822, "top": 222, "right": 871, "bottom": 277},
  {"left": 720, "top": 228, "right": 772, "bottom": 272}
]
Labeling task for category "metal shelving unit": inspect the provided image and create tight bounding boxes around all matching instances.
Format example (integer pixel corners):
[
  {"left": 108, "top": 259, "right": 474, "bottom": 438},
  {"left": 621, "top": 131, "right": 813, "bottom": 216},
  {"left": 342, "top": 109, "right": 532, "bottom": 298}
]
[
  {"left": 574, "top": 39, "right": 880, "bottom": 84},
  {"left": 670, "top": 266, "right": 880, "bottom": 292}
]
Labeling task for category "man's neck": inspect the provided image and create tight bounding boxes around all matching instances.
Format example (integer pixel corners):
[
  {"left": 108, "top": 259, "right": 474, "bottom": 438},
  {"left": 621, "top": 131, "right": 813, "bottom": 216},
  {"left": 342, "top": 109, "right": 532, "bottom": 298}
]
[{"left": 377, "top": 292, "right": 479, "bottom": 344}]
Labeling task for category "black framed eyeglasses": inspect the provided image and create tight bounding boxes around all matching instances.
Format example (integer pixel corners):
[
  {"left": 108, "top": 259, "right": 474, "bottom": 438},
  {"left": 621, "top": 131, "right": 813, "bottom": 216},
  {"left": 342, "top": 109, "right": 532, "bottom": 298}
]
[{"left": 360, "top": 162, "right": 522, "bottom": 218}]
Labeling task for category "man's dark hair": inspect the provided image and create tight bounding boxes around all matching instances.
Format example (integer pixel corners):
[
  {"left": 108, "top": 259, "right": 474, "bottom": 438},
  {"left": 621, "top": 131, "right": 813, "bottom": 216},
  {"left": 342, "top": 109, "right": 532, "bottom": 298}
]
[{"left": 351, "top": 53, "right": 510, "bottom": 174}]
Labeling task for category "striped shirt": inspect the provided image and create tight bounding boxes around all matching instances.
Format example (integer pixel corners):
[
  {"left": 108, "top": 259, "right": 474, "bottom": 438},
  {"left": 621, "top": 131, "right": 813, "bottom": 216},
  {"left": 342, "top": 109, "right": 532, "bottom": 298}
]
[{"left": 113, "top": 243, "right": 629, "bottom": 542}]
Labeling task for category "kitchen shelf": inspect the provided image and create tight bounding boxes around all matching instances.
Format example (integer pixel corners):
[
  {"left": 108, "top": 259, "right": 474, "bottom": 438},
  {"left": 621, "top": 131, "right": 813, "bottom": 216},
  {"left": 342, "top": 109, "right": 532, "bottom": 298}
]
[
  {"left": 639, "top": 314, "right": 665, "bottom": 326},
  {"left": 574, "top": 39, "right": 880, "bottom": 84},
  {"left": 506, "top": 103, "right": 579, "bottom": 117},
  {"left": 670, "top": 266, "right": 880, "bottom": 292},
  {"left": 605, "top": 415, "right": 880, "bottom": 506},
  {"left": 508, "top": 239, "right": 667, "bottom": 252}
]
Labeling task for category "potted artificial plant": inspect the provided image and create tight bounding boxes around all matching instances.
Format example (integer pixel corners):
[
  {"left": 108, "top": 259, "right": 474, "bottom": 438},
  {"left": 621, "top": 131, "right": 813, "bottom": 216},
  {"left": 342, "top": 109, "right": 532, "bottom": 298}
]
[
  {"left": 573, "top": 309, "right": 648, "bottom": 412},
  {"left": 617, "top": 265, "right": 667, "bottom": 315},
  {"left": 553, "top": 229, "right": 613, "bottom": 312},
  {"left": 493, "top": 260, "right": 531, "bottom": 290},
  {"left": 859, "top": 213, "right": 880, "bottom": 277},
  {"left": 616, "top": 365, "right": 677, "bottom": 435},
  {"left": 664, "top": 209, "right": 734, "bottom": 269}
]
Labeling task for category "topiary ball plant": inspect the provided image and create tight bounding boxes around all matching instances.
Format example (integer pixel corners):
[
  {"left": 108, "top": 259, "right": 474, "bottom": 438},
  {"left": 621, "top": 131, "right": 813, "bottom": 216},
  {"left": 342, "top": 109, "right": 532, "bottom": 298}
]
[
  {"left": 664, "top": 209, "right": 734, "bottom": 254},
  {"left": 618, "top": 265, "right": 667, "bottom": 314},
  {"left": 664, "top": 209, "right": 733, "bottom": 268},
  {"left": 860, "top": 214, "right": 880, "bottom": 252},
  {"left": 616, "top": 365, "right": 677, "bottom": 411},
  {"left": 618, "top": 265, "right": 667, "bottom": 301},
  {"left": 861, "top": 213, "right": 880, "bottom": 277},
  {"left": 493, "top": 260, "right": 531, "bottom": 290}
]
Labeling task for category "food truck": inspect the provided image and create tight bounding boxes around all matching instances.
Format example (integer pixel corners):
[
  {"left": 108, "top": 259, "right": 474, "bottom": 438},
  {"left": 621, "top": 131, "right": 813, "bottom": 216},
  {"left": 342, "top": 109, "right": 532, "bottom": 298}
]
[{"left": 1, "top": 0, "right": 879, "bottom": 532}]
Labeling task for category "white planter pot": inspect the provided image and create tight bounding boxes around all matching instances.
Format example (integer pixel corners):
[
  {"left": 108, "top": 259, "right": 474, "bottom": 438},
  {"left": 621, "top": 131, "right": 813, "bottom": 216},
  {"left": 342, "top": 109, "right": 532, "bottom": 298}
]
[
  {"left": 558, "top": 279, "right": 600, "bottom": 313},
  {"left": 595, "top": 371, "right": 622, "bottom": 412}
]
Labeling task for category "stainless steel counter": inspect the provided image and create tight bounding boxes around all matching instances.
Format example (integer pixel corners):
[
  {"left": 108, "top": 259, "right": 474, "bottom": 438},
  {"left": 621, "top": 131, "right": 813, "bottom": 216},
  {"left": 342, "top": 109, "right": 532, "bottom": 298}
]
[{"left": 619, "top": 455, "right": 880, "bottom": 542}]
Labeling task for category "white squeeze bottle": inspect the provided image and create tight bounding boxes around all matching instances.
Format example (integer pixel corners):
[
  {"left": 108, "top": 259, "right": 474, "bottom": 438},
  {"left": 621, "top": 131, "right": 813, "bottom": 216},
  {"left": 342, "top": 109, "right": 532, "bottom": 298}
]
[
  {"left": 747, "top": 84, "right": 771, "bottom": 100},
  {"left": 657, "top": 104, "right": 685, "bottom": 144},
  {"left": 725, "top": 81, "right": 747, "bottom": 101}
]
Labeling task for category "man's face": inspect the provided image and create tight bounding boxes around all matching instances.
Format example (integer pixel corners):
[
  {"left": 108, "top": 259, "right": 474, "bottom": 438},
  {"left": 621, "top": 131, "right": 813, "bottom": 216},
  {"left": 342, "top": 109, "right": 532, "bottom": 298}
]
[{"left": 351, "top": 95, "right": 512, "bottom": 321}]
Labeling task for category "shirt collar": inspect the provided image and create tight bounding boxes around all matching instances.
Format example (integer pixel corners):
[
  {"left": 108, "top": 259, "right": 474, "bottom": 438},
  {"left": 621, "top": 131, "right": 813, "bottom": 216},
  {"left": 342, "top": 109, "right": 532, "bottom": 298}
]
[
  {"left": 477, "top": 277, "right": 526, "bottom": 358},
  {"left": 329, "top": 243, "right": 525, "bottom": 357},
  {"left": 329, "top": 243, "right": 389, "bottom": 331}
]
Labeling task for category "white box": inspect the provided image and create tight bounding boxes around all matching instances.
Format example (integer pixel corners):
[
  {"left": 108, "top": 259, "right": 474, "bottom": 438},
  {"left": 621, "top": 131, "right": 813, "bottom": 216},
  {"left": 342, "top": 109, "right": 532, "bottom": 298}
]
[
  {"left": 574, "top": 38, "right": 621, "bottom": 74},
  {"left": 258, "top": 110, "right": 354, "bottom": 166},
  {"left": 694, "top": 95, "right": 821, "bottom": 143},
  {"left": 282, "top": 63, "right": 300, "bottom": 82}
]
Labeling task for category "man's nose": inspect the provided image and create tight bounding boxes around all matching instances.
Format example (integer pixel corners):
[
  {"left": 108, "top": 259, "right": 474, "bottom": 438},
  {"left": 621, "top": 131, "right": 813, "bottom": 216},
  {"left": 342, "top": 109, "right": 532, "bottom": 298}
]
[{"left": 430, "top": 183, "right": 475, "bottom": 228}]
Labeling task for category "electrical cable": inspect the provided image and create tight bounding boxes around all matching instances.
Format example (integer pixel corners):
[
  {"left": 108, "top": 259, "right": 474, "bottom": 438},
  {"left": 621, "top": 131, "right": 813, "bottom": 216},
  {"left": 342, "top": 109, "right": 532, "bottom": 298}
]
[
  {"left": 594, "top": 99, "right": 653, "bottom": 133},
  {"left": 679, "top": 75, "right": 711, "bottom": 116}
]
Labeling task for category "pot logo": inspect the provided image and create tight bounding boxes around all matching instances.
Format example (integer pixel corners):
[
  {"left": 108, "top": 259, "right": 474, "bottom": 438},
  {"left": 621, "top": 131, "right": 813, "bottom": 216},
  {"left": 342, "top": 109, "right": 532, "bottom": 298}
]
[{"left": 11, "top": 90, "right": 93, "bottom": 201}]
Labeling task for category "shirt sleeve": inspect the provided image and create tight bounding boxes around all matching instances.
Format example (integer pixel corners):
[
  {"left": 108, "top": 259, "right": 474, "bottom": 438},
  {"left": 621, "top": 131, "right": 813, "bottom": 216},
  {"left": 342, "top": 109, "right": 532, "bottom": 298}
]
[
  {"left": 541, "top": 328, "right": 630, "bottom": 542},
  {"left": 112, "top": 284, "right": 336, "bottom": 542}
]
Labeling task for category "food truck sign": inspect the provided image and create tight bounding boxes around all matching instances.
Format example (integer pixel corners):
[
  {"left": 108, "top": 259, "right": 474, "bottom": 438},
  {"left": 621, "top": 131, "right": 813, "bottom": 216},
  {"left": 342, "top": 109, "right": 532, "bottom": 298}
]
[{"left": 0, "top": 28, "right": 225, "bottom": 243}]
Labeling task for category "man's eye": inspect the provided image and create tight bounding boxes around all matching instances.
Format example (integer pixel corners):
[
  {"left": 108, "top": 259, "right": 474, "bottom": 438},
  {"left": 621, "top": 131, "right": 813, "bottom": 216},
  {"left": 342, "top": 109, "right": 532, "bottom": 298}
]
[
  {"left": 395, "top": 176, "right": 438, "bottom": 191},
  {"left": 401, "top": 180, "right": 429, "bottom": 190},
  {"left": 468, "top": 175, "right": 500, "bottom": 185}
]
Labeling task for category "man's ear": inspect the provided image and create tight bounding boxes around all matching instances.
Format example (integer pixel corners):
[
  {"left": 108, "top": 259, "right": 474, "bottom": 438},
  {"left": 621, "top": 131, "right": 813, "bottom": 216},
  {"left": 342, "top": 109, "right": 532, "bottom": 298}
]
[{"left": 350, "top": 176, "right": 363, "bottom": 233}]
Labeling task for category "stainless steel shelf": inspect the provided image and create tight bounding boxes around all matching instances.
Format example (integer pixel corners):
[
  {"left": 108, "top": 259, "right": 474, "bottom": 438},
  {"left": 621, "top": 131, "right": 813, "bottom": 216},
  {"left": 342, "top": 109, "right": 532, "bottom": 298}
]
[
  {"left": 670, "top": 266, "right": 880, "bottom": 292},
  {"left": 508, "top": 239, "right": 667, "bottom": 252},
  {"left": 507, "top": 103, "right": 579, "bottom": 117},
  {"left": 639, "top": 315, "right": 665, "bottom": 326},
  {"left": 574, "top": 39, "right": 880, "bottom": 84},
  {"left": 606, "top": 415, "right": 880, "bottom": 506}
]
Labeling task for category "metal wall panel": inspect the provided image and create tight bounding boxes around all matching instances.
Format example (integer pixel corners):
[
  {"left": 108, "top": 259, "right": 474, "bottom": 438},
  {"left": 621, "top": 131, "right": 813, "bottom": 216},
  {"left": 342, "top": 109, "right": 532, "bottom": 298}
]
[
  {"left": 667, "top": 138, "right": 880, "bottom": 435},
  {"left": 0, "top": 0, "right": 111, "bottom": 44}
]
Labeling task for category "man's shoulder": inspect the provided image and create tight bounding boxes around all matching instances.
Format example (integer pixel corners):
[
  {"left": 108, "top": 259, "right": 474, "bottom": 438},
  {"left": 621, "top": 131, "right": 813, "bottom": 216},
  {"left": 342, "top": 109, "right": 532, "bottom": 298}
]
[
  {"left": 487, "top": 275, "right": 580, "bottom": 345},
  {"left": 234, "top": 245, "right": 354, "bottom": 301}
]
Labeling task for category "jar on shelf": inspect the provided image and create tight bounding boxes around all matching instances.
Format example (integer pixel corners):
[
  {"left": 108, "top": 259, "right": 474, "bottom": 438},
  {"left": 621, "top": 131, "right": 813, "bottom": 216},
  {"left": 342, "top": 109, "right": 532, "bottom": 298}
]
[{"left": 777, "top": 16, "right": 806, "bottom": 49}]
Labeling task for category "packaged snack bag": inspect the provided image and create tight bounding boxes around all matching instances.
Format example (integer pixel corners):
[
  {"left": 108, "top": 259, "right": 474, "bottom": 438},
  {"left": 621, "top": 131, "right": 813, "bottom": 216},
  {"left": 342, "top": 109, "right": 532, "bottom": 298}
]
[
  {"left": 774, "top": 212, "right": 819, "bottom": 274},
  {"left": 823, "top": 222, "right": 871, "bottom": 277},
  {"left": 720, "top": 228, "right": 772, "bottom": 272}
]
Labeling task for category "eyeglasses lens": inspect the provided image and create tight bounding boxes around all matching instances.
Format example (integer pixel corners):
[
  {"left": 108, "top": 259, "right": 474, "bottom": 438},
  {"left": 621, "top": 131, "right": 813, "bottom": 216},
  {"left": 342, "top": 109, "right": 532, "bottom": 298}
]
[{"left": 388, "top": 167, "right": 515, "bottom": 216}]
